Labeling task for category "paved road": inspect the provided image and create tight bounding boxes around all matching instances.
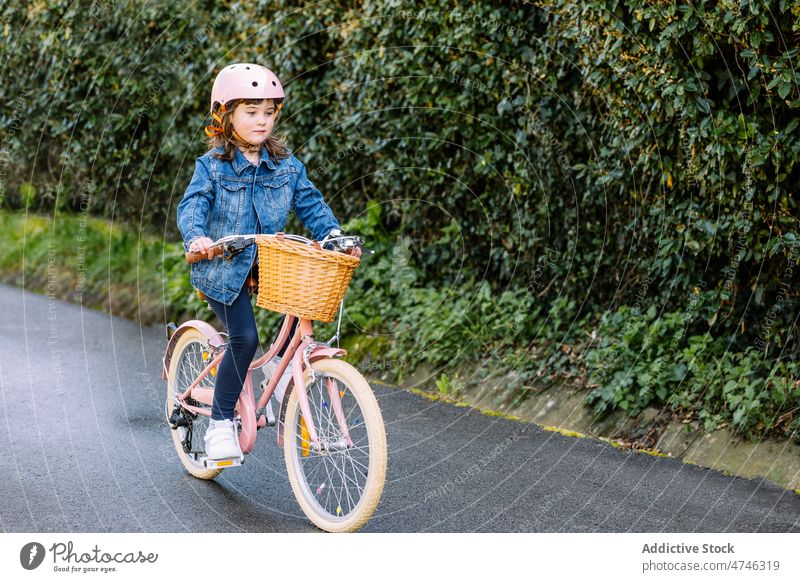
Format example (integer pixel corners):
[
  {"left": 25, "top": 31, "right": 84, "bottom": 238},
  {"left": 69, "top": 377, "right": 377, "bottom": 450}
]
[{"left": 1, "top": 283, "right": 799, "bottom": 532}]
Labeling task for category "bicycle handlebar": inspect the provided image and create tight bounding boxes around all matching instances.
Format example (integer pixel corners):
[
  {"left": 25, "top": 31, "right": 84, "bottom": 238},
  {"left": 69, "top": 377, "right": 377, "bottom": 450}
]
[{"left": 184, "top": 232, "right": 366, "bottom": 264}]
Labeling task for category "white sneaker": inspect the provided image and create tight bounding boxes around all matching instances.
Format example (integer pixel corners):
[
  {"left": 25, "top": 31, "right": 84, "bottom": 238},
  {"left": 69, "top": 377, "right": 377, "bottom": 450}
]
[
  {"left": 265, "top": 356, "right": 293, "bottom": 404},
  {"left": 204, "top": 418, "right": 241, "bottom": 460}
]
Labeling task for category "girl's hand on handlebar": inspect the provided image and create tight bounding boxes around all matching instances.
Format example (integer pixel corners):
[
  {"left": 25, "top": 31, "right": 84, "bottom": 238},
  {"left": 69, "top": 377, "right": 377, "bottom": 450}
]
[
  {"left": 189, "top": 237, "right": 215, "bottom": 260},
  {"left": 346, "top": 246, "right": 362, "bottom": 258}
]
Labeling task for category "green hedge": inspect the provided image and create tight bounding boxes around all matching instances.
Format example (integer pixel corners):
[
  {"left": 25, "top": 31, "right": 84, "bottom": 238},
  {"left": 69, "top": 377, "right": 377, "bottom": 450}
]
[
  {"left": 2, "top": 1, "right": 799, "bottom": 438},
  {"left": 0, "top": 209, "right": 306, "bottom": 344}
]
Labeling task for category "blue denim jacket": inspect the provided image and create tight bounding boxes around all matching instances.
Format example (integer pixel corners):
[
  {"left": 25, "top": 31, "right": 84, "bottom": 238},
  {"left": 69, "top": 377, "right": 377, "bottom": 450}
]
[{"left": 176, "top": 145, "right": 341, "bottom": 306}]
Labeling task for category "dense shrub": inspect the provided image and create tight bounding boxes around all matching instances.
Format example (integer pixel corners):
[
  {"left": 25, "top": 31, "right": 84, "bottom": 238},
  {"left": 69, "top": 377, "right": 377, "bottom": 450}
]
[{"left": 2, "top": 1, "right": 798, "bottom": 437}]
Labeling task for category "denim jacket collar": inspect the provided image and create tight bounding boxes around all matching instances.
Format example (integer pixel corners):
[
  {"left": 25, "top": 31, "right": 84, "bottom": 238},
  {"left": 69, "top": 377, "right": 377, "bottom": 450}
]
[{"left": 230, "top": 145, "right": 278, "bottom": 174}]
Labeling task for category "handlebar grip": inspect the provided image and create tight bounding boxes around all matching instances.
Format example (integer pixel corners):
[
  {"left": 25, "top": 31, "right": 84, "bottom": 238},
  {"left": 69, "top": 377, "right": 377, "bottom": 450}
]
[{"left": 184, "top": 245, "right": 223, "bottom": 264}]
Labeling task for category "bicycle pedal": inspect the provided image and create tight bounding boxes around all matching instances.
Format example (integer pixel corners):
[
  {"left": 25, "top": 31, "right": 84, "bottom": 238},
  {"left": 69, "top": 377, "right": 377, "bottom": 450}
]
[{"left": 202, "top": 456, "right": 244, "bottom": 469}]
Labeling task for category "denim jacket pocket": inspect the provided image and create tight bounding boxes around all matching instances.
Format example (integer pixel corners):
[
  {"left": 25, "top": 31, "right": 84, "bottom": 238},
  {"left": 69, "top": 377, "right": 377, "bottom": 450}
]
[
  {"left": 267, "top": 171, "right": 291, "bottom": 195},
  {"left": 217, "top": 177, "right": 248, "bottom": 231},
  {"left": 262, "top": 171, "right": 292, "bottom": 225}
]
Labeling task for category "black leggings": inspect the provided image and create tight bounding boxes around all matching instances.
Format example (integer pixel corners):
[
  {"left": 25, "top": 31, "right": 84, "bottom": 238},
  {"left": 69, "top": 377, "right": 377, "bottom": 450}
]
[{"left": 205, "top": 290, "right": 297, "bottom": 421}]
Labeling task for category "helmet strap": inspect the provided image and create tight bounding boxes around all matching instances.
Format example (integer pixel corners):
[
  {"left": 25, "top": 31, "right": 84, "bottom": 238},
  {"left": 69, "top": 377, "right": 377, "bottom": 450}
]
[
  {"left": 231, "top": 129, "right": 261, "bottom": 152},
  {"left": 204, "top": 102, "right": 228, "bottom": 138}
]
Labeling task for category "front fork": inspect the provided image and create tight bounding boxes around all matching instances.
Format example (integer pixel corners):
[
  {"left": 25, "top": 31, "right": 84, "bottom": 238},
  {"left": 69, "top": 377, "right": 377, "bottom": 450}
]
[{"left": 279, "top": 338, "right": 353, "bottom": 451}]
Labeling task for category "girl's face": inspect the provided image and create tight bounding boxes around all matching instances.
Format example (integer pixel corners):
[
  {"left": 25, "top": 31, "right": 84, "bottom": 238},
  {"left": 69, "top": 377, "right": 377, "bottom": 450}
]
[{"left": 230, "top": 99, "right": 277, "bottom": 146}]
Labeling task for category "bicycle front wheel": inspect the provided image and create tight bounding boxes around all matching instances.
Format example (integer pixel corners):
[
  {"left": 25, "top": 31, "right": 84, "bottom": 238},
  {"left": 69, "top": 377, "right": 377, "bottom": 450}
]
[{"left": 283, "top": 358, "right": 387, "bottom": 532}]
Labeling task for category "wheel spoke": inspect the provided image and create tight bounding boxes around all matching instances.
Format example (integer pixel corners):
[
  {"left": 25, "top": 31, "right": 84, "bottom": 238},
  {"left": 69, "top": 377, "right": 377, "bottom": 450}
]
[
  {"left": 339, "top": 452, "right": 363, "bottom": 500},
  {"left": 302, "top": 456, "right": 326, "bottom": 485},
  {"left": 318, "top": 450, "right": 344, "bottom": 516},
  {"left": 343, "top": 453, "right": 369, "bottom": 476},
  {"left": 343, "top": 449, "right": 368, "bottom": 492},
  {"left": 338, "top": 454, "right": 357, "bottom": 513}
]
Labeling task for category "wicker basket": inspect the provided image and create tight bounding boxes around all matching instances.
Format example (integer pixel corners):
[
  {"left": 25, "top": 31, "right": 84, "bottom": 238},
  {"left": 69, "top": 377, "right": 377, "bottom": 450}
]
[{"left": 255, "top": 233, "right": 360, "bottom": 322}]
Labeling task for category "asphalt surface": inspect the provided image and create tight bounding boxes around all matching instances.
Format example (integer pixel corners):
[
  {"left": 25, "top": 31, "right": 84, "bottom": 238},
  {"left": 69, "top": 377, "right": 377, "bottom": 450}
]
[{"left": 2, "top": 283, "right": 799, "bottom": 532}]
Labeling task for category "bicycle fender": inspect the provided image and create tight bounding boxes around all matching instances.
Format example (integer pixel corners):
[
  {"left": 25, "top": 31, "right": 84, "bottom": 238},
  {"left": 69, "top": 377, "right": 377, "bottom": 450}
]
[
  {"left": 276, "top": 344, "right": 347, "bottom": 448},
  {"left": 162, "top": 320, "right": 222, "bottom": 380},
  {"left": 309, "top": 346, "right": 347, "bottom": 361}
]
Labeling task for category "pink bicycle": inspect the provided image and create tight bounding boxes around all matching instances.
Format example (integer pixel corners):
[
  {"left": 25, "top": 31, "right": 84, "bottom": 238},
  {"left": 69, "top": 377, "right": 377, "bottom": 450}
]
[{"left": 162, "top": 232, "right": 387, "bottom": 532}]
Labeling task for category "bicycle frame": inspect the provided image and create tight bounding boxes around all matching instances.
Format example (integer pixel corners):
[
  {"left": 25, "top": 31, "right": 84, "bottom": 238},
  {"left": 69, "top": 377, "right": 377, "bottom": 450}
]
[{"left": 163, "top": 313, "right": 352, "bottom": 454}]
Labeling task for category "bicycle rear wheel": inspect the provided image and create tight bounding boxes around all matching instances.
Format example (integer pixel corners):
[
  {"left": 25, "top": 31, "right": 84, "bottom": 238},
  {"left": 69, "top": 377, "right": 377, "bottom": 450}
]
[
  {"left": 283, "top": 358, "right": 387, "bottom": 532},
  {"left": 166, "top": 328, "right": 223, "bottom": 480}
]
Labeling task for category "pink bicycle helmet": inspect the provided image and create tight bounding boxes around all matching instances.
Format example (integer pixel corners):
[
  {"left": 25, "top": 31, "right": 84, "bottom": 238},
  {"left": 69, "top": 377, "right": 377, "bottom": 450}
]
[{"left": 205, "top": 63, "right": 285, "bottom": 138}]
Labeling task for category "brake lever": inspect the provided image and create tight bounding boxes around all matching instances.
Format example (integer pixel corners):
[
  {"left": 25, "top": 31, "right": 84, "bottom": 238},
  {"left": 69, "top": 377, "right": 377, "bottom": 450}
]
[
  {"left": 349, "top": 236, "right": 374, "bottom": 255},
  {"left": 323, "top": 236, "right": 373, "bottom": 255},
  {"left": 223, "top": 236, "right": 256, "bottom": 262}
]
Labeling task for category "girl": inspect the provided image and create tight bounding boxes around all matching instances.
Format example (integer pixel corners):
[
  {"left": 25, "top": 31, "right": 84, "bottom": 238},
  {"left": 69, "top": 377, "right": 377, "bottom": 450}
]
[{"left": 177, "top": 63, "right": 360, "bottom": 460}]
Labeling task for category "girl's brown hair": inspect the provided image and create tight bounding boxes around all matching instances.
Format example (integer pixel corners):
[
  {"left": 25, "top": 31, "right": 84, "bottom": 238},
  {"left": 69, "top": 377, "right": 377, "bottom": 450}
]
[{"left": 206, "top": 98, "right": 291, "bottom": 163}]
